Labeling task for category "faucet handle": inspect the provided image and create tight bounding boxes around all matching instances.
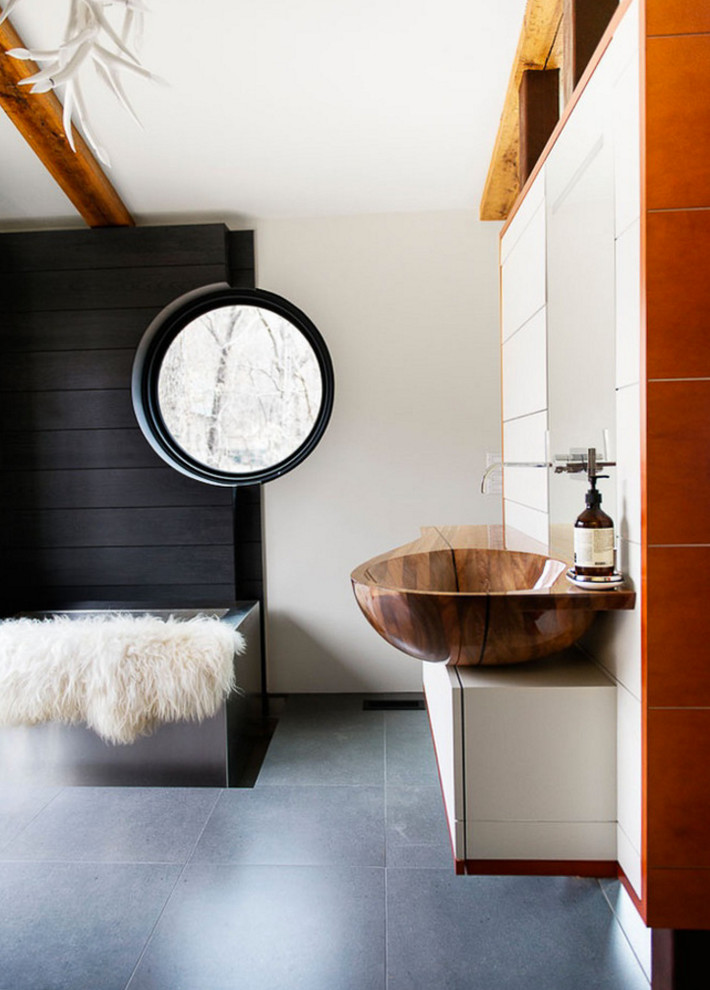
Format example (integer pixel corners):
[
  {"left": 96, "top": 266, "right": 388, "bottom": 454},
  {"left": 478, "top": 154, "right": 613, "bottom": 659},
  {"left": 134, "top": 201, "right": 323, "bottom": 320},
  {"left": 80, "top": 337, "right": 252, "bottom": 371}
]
[{"left": 553, "top": 447, "right": 616, "bottom": 475}]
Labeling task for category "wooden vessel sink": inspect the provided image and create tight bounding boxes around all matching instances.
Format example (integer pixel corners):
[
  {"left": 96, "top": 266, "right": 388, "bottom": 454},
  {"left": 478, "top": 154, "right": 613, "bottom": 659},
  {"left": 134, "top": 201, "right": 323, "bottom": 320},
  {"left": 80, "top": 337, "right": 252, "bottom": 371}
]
[{"left": 351, "top": 526, "right": 635, "bottom": 666}]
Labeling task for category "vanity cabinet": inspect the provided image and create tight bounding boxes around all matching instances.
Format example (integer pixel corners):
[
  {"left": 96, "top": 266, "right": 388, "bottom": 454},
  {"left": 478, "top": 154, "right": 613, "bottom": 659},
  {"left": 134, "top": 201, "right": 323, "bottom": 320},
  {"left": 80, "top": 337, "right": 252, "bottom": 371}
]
[{"left": 424, "top": 651, "right": 616, "bottom": 872}]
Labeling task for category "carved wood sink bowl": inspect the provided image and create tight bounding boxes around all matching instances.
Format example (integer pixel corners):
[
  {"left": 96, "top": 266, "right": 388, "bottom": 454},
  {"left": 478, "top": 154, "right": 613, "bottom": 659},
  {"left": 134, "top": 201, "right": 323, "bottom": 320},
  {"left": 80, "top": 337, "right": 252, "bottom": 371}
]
[{"left": 351, "top": 526, "right": 635, "bottom": 667}]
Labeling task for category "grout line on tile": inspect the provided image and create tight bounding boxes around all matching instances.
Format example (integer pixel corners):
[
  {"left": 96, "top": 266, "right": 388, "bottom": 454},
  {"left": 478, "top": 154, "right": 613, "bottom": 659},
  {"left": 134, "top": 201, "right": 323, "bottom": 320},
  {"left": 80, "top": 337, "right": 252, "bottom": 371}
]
[
  {"left": 648, "top": 706, "right": 710, "bottom": 711},
  {"left": 648, "top": 543, "right": 710, "bottom": 548},
  {"left": 384, "top": 856, "right": 389, "bottom": 990},
  {"left": 123, "top": 787, "right": 222, "bottom": 990},
  {"left": 647, "top": 204, "right": 710, "bottom": 212},
  {"left": 0, "top": 786, "right": 66, "bottom": 855},
  {"left": 501, "top": 408, "right": 548, "bottom": 426},
  {"left": 614, "top": 215, "right": 640, "bottom": 241},
  {"left": 0, "top": 856, "right": 191, "bottom": 865},
  {"left": 383, "top": 713, "right": 389, "bottom": 867},
  {"left": 501, "top": 300, "right": 546, "bottom": 346}
]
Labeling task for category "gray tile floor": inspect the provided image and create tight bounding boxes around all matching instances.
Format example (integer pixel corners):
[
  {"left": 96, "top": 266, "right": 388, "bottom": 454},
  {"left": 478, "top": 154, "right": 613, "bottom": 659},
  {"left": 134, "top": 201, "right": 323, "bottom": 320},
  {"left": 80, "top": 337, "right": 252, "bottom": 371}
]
[{"left": 0, "top": 694, "right": 650, "bottom": 990}]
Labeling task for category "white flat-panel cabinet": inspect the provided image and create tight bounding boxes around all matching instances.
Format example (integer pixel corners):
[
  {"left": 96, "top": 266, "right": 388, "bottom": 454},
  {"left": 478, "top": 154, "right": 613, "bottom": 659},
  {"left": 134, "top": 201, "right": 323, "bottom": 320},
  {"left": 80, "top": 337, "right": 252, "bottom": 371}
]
[{"left": 424, "top": 651, "right": 616, "bottom": 865}]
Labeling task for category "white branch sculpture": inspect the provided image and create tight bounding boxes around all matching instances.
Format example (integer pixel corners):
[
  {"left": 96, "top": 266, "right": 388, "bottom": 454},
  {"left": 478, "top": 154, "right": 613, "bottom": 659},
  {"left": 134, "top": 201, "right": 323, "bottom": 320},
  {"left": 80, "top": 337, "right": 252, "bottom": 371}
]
[{"left": 0, "top": 0, "right": 157, "bottom": 166}]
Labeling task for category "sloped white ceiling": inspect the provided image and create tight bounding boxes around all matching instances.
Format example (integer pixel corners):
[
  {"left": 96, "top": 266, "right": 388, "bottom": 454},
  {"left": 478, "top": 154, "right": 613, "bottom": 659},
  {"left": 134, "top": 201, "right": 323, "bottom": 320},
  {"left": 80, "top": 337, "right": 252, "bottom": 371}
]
[{"left": 0, "top": 0, "right": 527, "bottom": 226}]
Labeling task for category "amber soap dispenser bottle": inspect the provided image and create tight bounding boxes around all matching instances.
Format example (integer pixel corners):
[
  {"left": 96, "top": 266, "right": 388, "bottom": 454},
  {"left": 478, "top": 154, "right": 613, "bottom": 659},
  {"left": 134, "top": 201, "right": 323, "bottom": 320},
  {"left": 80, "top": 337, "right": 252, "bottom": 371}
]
[{"left": 573, "top": 449, "right": 615, "bottom": 578}]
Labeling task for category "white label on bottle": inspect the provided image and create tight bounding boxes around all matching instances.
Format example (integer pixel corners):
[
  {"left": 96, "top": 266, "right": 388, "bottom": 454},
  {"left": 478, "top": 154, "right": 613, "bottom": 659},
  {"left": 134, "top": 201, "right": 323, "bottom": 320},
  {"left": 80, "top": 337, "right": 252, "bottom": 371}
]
[{"left": 574, "top": 527, "right": 614, "bottom": 568}]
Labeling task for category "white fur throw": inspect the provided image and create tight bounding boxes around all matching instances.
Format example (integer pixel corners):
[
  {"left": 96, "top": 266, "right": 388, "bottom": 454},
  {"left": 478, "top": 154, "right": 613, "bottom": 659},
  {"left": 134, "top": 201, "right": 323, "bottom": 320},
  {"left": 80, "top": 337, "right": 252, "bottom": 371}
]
[{"left": 0, "top": 614, "right": 245, "bottom": 745}]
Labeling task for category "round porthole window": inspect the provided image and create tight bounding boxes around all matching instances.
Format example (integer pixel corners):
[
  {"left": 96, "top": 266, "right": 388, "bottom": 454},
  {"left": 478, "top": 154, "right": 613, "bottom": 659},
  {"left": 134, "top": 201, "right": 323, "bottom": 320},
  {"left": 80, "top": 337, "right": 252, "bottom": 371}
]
[{"left": 132, "top": 285, "right": 334, "bottom": 486}]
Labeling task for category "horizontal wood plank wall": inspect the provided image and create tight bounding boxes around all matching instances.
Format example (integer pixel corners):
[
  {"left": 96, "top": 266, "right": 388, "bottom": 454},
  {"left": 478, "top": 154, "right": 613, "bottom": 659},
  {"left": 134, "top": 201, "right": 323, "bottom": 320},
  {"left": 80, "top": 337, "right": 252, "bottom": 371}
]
[
  {"left": 643, "top": 0, "right": 710, "bottom": 929},
  {"left": 0, "top": 224, "right": 257, "bottom": 614}
]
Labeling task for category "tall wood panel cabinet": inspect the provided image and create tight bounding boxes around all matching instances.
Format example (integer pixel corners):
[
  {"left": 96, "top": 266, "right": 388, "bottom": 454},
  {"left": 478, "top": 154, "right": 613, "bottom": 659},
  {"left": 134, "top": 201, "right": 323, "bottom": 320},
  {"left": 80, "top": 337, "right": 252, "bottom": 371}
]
[{"left": 498, "top": 0, "right": 710, "bottom": 942}]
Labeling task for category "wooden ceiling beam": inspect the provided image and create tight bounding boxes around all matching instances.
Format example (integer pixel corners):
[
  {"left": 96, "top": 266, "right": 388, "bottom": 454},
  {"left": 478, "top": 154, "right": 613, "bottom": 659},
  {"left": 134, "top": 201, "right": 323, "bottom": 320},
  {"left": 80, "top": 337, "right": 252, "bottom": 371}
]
[
  {"left": 479, "top": 0, "right": 563, "bottom": 221},
  {"left": 0, "top": 9, "right": 134, "bottom": 227}
]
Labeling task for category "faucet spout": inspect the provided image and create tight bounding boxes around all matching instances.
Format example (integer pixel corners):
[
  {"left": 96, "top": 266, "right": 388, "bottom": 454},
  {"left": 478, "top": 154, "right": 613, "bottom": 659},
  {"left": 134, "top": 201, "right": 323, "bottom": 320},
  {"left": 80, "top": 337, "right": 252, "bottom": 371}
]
[{"left": 480, "top": 460, "right": 550, "bottom": 494}]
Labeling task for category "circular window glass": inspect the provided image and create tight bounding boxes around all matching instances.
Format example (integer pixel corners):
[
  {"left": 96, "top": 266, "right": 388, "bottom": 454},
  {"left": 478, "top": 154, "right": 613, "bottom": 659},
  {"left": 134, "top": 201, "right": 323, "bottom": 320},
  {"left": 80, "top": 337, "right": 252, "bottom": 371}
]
[{"left": 132, "top": 286, "right": 334, "bottom": 486}]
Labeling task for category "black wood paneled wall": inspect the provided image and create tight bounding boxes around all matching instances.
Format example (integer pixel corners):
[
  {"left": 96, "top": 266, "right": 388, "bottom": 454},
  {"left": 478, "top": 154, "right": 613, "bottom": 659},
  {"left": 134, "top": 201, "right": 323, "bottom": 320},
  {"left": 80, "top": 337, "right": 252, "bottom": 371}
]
[{"left": 0, "top": 224, "right": 262, "bottom": 615}]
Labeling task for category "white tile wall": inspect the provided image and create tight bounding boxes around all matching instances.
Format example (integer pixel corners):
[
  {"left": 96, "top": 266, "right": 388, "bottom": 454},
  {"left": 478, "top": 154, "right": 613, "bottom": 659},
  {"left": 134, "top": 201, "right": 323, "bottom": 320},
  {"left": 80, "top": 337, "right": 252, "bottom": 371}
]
[
  {"left": 616, "top": 383, "right": 642, "bottom": 544},
  {"left": 617, "top": 685, "right": 642, "bottom": 863},
  {"left": 501, "top": 204, "right": 546, "bottom": 342},
  {"left": 503, "top": 500, "right": 549, "bottom": 545},
  {"left": 502, "top": 308, "right": 547, "bottom": 421},
  {"left": 582, "top": 538, "right": 642, "bottom": 700},
  {"left": 503, "top": 467, "right": 548, "bottom": 515},
  {"left": 618, "top": 823, "right": 643, "bottom": 899},
  {"left": 612, "top": 38, "right": 641, "bottom": 237},
  {"left": 503, "top": 411, "right": 549, "bottom": 512},
  {"left": 503, "top": 409, "right": 548, "bottom": 462},
  {"left": 500, "top": 166, "right": 546, "bottom": 265},
  {"left": 615, "top": 220, "right": 641, "bottom": 390}
]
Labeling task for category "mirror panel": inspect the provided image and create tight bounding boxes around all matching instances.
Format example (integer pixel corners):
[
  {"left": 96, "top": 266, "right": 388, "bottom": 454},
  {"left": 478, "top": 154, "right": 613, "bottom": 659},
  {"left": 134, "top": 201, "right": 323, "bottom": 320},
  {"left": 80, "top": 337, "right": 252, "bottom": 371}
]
[{"left": 546, "top": 88, "right": 616, "bottom": 542}]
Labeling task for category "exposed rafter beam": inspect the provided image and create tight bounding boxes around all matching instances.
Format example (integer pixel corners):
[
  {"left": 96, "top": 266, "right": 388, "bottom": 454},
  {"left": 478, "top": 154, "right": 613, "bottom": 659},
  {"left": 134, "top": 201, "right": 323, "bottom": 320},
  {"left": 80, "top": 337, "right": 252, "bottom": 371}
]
[
  {"left": 0, "top": 8, "right": 134, "bottom": 227},
  {"left": 479, "top": 0, "right": 563, "bottom": 221}
]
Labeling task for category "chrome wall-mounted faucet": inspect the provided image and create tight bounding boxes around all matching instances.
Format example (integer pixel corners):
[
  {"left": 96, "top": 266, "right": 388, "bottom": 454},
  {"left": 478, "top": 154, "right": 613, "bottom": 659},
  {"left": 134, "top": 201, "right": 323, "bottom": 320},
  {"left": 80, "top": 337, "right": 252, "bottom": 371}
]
[
  {"left": 480, "top": 460, "right": 550, "bottom": 494},
  {"left": 480, "top": 446, "right": 616, "bottom": 494}
]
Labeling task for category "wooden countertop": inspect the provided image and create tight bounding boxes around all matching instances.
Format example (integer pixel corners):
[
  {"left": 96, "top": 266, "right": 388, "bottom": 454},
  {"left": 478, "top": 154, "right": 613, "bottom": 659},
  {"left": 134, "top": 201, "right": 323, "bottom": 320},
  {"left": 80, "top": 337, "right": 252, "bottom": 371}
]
[{"left": 352, "top": 525, "right": 635, "bottom": 611}]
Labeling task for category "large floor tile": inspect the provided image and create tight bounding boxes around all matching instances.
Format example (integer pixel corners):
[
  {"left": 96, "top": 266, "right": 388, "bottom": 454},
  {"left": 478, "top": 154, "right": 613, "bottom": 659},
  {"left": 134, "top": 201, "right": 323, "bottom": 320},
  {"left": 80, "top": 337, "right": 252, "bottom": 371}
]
[
  {"left": 386, "top": 785, "right": 452, "bottom": 869},
  {"left": 0, "top": 784, "right": 61, "bottom": 852},
  {"left": 385, "top": 710, "right": 439, "bottom": 786},
  {"left": 1, "top": 786, "right": 220, "bottom": 863},
  {"left": 192, "top": 785, "right": 385, "bottom": 866},
  {"left": 0, "top": 861, "right": 180, "bottom": 990},
  {"left": 257, "top": 695, "right": 385, "bottom": 786},
  {"left": 386, "top": 872, "right": 650, "bottom": 990},
  {"left": 128, "top": 863, "right": 386, "bottom": 990}
]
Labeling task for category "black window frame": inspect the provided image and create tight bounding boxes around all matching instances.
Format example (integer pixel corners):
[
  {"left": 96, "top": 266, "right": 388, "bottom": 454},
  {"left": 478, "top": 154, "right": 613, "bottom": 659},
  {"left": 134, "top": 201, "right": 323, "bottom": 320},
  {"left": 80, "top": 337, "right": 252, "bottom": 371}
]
[{"left": 132, "top": 283, "right": 335, "bottom": 486}]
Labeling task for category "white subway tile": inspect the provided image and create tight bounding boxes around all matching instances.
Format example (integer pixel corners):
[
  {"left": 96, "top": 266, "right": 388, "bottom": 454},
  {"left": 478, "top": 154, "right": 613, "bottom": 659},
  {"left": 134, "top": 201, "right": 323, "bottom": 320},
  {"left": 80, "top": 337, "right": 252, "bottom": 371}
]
[
  {"left": 617, "top": 824, "right": 643, "bottom": 902},
  {"left": 617, "top": 685, "right": 642, "bottom": 857},
  {"left": 502, "top": 308, "right": 547, "bottom": 421},
  {"left": 500, "top": 166, "right": 546, "bottom": 266},
  {"left": 501, "top": 204, "right": 546, "bottom": 342},
  {"left": 615, "top": 219, "right": 641, "bottom": 389},
  {"left": 616, "top": 383, "right": 641, "bottom": 544},
  {"left": 612, "top": 47, "right": 641, "bottom": 236},
  {"left": 503, "top": 412, "right": 549, "bottom": 512},
  {"left": 504, "top": 500, "right": 549, "bottom": 545}
]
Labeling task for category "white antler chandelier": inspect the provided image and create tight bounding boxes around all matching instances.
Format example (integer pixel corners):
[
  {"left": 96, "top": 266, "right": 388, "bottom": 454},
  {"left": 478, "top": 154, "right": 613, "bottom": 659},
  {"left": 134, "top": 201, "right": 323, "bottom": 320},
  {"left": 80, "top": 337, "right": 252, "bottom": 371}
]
[{"left": 0, "top": 0, "right": 156, "bottom": 166}]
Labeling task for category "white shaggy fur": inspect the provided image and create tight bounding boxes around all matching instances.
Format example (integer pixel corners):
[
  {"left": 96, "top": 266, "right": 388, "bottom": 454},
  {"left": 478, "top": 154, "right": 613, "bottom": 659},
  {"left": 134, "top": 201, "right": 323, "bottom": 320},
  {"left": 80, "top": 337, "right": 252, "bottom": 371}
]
[{"left": 0, "top": 614, "right": 245, "bottom": 745}]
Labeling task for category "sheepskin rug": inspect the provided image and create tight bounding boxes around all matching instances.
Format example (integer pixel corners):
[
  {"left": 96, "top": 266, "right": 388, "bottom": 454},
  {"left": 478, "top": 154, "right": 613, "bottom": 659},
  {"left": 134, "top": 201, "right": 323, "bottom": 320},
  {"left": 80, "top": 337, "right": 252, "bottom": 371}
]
[{"left": 0, "top": 614, "right": 245, "bottom": 745}]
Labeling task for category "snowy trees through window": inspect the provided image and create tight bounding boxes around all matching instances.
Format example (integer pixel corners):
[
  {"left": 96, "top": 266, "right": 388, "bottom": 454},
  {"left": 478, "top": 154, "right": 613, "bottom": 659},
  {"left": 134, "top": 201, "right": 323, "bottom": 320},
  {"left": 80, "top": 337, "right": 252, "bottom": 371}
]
[{"left": 157, "top": 305, "right": 323, "bottom": 473}]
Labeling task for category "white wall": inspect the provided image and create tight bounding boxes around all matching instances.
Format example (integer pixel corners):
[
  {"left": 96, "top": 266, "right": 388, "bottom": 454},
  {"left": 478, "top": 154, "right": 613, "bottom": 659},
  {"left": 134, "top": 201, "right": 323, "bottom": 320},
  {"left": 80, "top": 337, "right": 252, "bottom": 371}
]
[{"left": 254, "top": 211, "right": 502, "bottom": 692}]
